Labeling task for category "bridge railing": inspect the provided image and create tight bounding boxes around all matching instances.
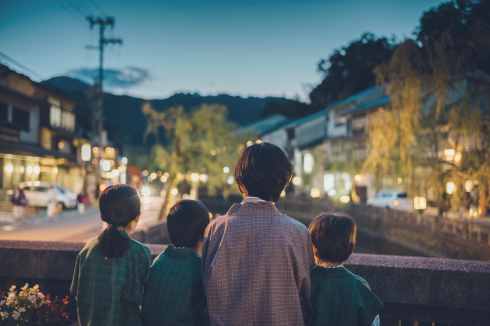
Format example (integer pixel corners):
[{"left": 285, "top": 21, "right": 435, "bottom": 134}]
[{"left": 1, "top": 239, "right": 489, "bottom": 325}]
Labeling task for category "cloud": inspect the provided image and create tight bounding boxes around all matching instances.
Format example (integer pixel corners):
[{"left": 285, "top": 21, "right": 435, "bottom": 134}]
[{"left": 66, "top": 66, "right": 150, "bottom": 89}]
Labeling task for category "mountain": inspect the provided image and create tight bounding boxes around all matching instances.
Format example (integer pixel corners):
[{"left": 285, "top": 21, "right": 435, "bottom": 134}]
[{"left": 42, "top": 76, "right": 277, "bottom": 148}]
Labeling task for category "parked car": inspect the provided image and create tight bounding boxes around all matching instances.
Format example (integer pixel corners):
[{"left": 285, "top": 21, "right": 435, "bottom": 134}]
[
  {"left": 19, "top": 182, "right": 77, "bottom": 209},
  {"left": 367, "top": 190, "right": 413, "bottom": 211}
]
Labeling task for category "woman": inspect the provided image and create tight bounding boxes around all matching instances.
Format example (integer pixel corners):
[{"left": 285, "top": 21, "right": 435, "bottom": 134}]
[{"left": 10, "top": 187, "right": 28, "bottom": 222}]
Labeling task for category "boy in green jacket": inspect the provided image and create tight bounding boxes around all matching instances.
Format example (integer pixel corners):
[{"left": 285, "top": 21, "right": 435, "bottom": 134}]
[
  {"left": 309, "top": 213, "right": 384, "bottom": 326},
  {"left": 142, "top": 200, "right": 210, "bottom": 326}
]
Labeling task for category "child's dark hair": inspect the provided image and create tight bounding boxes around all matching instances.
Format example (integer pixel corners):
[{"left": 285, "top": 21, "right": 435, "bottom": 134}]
[
  {"left": 234, "top": 142, "right": 293, "bottom": 202},
  {"left": 167, "top": 200, "right": 210, "bottom": 248},
  {"left": 98, "top": 185, "right": 141, "bottom": 259},
  {"left": 309, "top": 213, "right": 357, "bottom": 264}
]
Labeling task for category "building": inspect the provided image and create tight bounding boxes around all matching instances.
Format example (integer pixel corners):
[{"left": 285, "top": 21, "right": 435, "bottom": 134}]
[{"left": 0, "top": 65, "right": 85, "bottom": 198}]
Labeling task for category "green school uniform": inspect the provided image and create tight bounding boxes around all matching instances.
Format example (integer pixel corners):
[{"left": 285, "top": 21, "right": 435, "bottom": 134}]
[
  {"left": 70, "top": 230, "right": 151, "bottom": 326},
  {"left": 310, "top": 265, "right": 384, "bottom": 326},
  {"left": 142, "top": 246, "right": 207, "bottom": 326}
]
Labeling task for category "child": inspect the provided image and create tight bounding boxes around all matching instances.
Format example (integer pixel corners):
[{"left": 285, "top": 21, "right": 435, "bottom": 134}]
[
  {"left": 201, "top": 142, "right": 315, "bottom": 326},
  {"left": 308, "top": 213, "right": 384, "bottom": 326},
  {"left": 70, "top": 185, "right": 151, "bottom": 326},
  {"left": 142, "top": 199, "right": 210, "bottom": 326}
]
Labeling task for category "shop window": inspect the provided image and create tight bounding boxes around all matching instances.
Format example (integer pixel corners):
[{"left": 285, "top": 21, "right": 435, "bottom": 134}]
[
  {"left": 12, "top": 107, "right": 30, "bottom": 131},
  {"left": 61, "top": 111, "right": 75, "bottom": 131},
  {"left": 50, "top": 105, "right": 62, "bottom": 127}
]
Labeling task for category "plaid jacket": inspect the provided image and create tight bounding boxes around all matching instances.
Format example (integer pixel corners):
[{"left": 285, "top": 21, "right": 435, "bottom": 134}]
[
  {"left": 142, "top": 246, "right": 207, "bottom": 326},
  {"left": 70, "top": 230, "right": 151, "bottom": 326},
  {"left": 201, "top": 201, "right": 315, "bottom": 326},
  {"left": 309, "top": 265, "right": 384, "bottom": 326}
]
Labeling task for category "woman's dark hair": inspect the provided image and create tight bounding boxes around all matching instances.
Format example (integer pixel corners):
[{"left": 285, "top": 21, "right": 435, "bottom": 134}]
[
  {"left": 309, "top": 213, "right": 357, "bottom": 264},
  {"left": 234, "top": 142, "right": 293, "bottom": 202},
  {"left": 98, "top": 185, "right": 141, "bottom": 259},
  {"left": 167, "top": 200, "right": 210, "bottom": 248}
]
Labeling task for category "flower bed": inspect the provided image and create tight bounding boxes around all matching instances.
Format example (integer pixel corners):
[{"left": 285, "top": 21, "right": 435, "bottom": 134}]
[{"left": 0, "top": 284, "right": 70, "bottom": 326}]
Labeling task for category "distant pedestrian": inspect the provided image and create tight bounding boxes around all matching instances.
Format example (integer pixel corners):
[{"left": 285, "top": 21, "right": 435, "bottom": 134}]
[
  {"left": 10, "top": 186, "right": 28, "bottom": 222},
  {"left": 70, "top": 184, "right": 150, "bottom": 326},
  {"left": 47, "top": 185, "right": 58, "bottom": 222},
  {"left": 77, "top": 189, "right": 89, "bottom": 217}
]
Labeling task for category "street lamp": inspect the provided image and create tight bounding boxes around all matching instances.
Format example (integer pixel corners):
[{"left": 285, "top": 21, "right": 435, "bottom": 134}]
[{"left": 292, "top": 176, "right": 301, "bottom": 185}]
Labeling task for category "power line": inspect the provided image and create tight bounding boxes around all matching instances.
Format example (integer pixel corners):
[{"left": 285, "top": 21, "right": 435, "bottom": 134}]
[
  {"left": 86, "top": 0, "right": 107, "bottom": 16},
  {"left": 0, "top": 52, "right": 45, "bottom": 81},
  {"left": 54, "top": 0, "right": 88, "bottom": 27}
]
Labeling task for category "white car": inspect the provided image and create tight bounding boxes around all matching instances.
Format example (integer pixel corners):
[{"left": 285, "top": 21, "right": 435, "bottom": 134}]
[
  {"left": 19, "top": 182, "right": 77, "bottom": 209},
  {"left": 367, "top": 190, "right": 413, "bottom": 211}
]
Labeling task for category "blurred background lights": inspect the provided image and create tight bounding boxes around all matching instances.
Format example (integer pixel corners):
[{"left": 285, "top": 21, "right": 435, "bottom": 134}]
[
  {"left": 121, "top": 157, "right": 128, "bottom": 165},
  {"left": 446, "top": 182, "right": 456, "bottom": 194},
  {"left": 5, "top": 165, "right": 13, "bottom": 173},
  {"left": 33, "top": 166, "right": 40, "bottom": 174},
  {"left": 171, "top": 188, "right": 178, "bottom": 195},
  {"left": 280, "top": 190, "right": 286, "bottom": 197},
  {"left": 200, "top": 174, "right": 208, "bottom": 182},
  {"left": 223, "top": 167, "right": 229, "bottom": 173},
  {"left": 150, "top": 173, "right": 157, "bottom": 179},
  {"left": 142, "top": 187, "right": 151, "bottom": 197},
  {"left": 227, "top": 175, "right": 234, "bottom": 185},
  {"left": 27, "top": 166, "right": 33, "bottom": 173},
  {"left": 340, "top": 196, "right": 350, "bottom": 203},
  {"left": 328, "top": 189, "right": 337, "bottom": 196},
  {"left": 310, "top": 188, "right": 320, "bottom": 198},
  {"left": 354, "top": 175, "right": 361, "bottom": 181},
  {"left": 292, "top": 176, "right": 301, "bottom": 185},
  {"left": 142, "top": 170, "right": 148, "bottom": 176},
  {"left": 81, "top": 143, "right": 91, "bottom": 162},
  {"left": 160, "top": 175, "right": 167, "bottom": 182},
  {"left": 191, "top": 173, "right": 200, "bottom": 182}
]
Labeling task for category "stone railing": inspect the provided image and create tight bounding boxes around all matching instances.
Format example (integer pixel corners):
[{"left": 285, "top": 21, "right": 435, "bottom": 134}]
[{"left": 0, "top": 240, "right": 489, "bottom": 325}]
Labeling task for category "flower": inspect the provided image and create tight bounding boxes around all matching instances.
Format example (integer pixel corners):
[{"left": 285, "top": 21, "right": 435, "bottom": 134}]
[
  {"left": 21, "top": 283, "right": 29, "bottom": 290},
  {"left": 33, "top": 284, "right": 39, "bottom": 290},
  {"left": 19, "top": 307, "right": 26, "bottom": 312},
  {"left": 9, "top": 285, "right": 16, "bottom": 292},
  {"left": 0, "top": 300, "right": 4, "bottom": 306},
  {"left": 12, "top": 310, "right": 20, "bottom": 319},
  {"left": 37, "top": 292, "right": 44, "bottom": 300},
  {"left": 0, "top": 311, "right": 7, "bottom": 318}
]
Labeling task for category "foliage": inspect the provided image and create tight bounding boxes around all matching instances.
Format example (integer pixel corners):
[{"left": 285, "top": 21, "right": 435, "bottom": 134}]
[
  {"left": 309, "top": 33, "right": 395, "bottom": 110},
  {"left": 143, "top": 103, "right": 254, "bottom": 216},
  {"left": 261, "top": 97, "right": 313, "bottom": 119},
  {"left": 0, "top": 284, "right": 69, "bottom": 326},
  {"left": 363, "top": 0, "right": 490, "bottom": 212}
]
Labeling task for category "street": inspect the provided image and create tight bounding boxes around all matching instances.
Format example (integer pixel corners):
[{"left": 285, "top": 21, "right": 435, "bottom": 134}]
[{"left": 0, "top": 196, "right": 163, "bottom": 242}]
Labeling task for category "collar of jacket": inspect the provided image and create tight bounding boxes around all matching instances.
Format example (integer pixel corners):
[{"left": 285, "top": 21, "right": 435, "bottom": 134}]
[
  {"left": 226, "top": 201, "right": 280, "bottom": 216},
  {"left": 164, "top": 245, "right": 200, "bottom": 258}
]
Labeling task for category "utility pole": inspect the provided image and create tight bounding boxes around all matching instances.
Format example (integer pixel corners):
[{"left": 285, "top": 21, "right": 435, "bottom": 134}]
[{"left": 86, "top": 16, "right": 122, "bottom": 179}]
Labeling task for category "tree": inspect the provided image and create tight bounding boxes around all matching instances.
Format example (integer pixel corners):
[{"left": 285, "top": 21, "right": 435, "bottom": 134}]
[
  {"left": 142, "top": 103, "right": 253, "bottom": 218},
  {"left": 363, "top": 0, "right": 490, "bottom": 215},
  {"left": 309, "top": 33, "right": 395, "bottom": 110},
  {"left": 261, "top": 97, "right": 312, "bottom": 119}
]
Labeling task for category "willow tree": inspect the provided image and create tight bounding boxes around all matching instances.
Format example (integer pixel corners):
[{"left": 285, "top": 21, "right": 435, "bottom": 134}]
[
  {"left": 143, "top": 103, "right": 253, "bottom": 218},
  {"left": 363, "top": 0, "right": 490, "bottom": 214}
]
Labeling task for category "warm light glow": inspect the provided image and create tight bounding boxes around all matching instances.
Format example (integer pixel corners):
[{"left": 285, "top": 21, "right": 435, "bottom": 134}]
[
  {"left": 280, "top": 190, "right": 286, "bottom": 197},
  {"left": 33, "top": 166, "right": 40, "bottom": 174},
  {"left": 247, "top": 141, "right": 253, "bottom": 147},
  {"left": 58, "top": 141, "right": 65, "bottom": 150},
  {"left": 444, "top": 149, "right": 455, "bottom": 156},
  {"left": 34, "top": 181, "right": 40, "bottom": 186},
  {"left": 177, "top": 173, "right": 184, "bottom": 180},
  {"left": 93, "top": 147, "right": 99, "bottom": 153},
  {"left": 5, "top": 165, "right": 13, "bottom": 173},
  {"left": 142, "top": 187, "right": 151, "bottom": 197},
  {"left": 112, "top": 169, "right": 120, "bottom": 176},
  {"left": 256, "top": 139, "right": 262, "bottom": 144},
  {"left": 191, "top": 173, "right": 200, "bottom": 182},
  {"left": 161, "top": 176, "right": 167, "bottom": 182},
  {"left": 223, "top": 167, "right": 230, "bottom": 173},
  {"left": 398, "top": 178, "right": 402, "bottom": 184},
  {"left": 414, "top": 196, "right": 427, "bottom": 210},
  {"left": 157, "top": 171, "right": 162, "bottom": 176},
  {"left": 121, "top": 157, "right": 128, "bottom": 165},
  {"left": 227, "top": 175, "right": 234, "bottom": 185},
  {"left": 200, "top": 174, "right": 208, "bottom": 182},
  {"left": 446, "top": 182, "right": 456, "bottom": 194},
  {"left": 20, "top": 166, "right": 24, "bottom": 173},
  {"left": 292, "top": 176, "right": 301, "bottom": 185},
  {"left": 354, "top": 175, "right": 360, "bottom": 182},
  {"left": 100, "top": 184, "right": 108, "bottom": 192},
  {"left": 393, "top": 200, "right": 399, "bottom": 206},
  {"left": 81, "top": 144, "right": 91, "bottom": 162},
  {"left": 164, "top": 172, "right": 169, "bottom": 178},
  {"left": 142, "top": 170, "right": 148, "bottom": 176},
  {"left": 150, "top": 173, "right": 157, "bottom": 179},
  {"left": 465, "top": 180, "right": 474, "bottom": 192},
  {"left": 340, "top": 196, "right": 350, "bottom": 203},
  {"left": 27, "top": 166, "right": 33, "bottom": 173},
  {"left": 328, "top": 189, "right": 337, "bottom": 197},
  {"left": 211, "top": 150, "right": 216, "bottom": 155},
  {"left": 142, "top": 197, "right": 151, "bottom": 204},
  {"left": 311, "top": 188, "right": 320, "bottom": 198},
  {"left": 171, "top": 188, "right": 178, "bottom": 196},
  {"left": 53, "top": 167, "right": 58, "bottom": 174},
  {"left": 303, "top": 153, "right": 313, "bottom": 173}
]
